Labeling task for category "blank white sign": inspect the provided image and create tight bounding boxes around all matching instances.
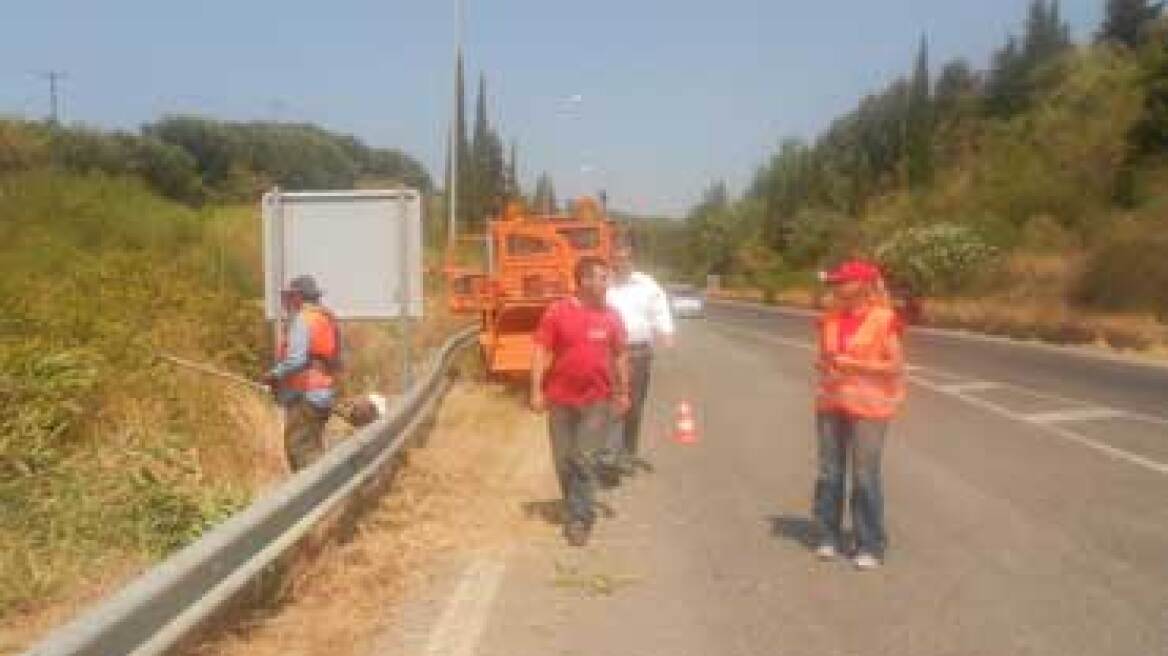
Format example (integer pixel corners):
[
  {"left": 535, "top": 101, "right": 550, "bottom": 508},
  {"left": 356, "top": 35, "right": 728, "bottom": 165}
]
[{"left": 262, "top": 189, "right": 423, "bottom": 320}]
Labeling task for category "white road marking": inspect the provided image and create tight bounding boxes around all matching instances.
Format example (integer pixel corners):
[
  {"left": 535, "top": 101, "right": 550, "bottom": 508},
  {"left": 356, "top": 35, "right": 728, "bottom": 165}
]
[
  {"left": 938, "top": 381, "right": 1003, "bottom": 394},
  {"left": 911, "top": 377, "right": 1168, "bottom": 476},
  {"left": 708, "top": 322, "right": 1168, "bottom": 477},
  {"left": 1024, "top": 407, "right": 1126, "bottom": 424},
  {"left": 425, "top": 556, "right": 507, "bottom": 656}
]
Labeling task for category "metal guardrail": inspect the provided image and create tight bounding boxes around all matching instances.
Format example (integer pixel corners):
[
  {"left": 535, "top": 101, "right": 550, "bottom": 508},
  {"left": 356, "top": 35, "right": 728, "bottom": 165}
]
[{"left": 24, "top": 326, "right": 479, "bottom": 656}]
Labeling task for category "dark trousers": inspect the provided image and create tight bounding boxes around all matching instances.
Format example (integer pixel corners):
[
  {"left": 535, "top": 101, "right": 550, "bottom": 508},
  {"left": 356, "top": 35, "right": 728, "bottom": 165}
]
[
  {"left": 549, "top": 403, "right": 611, "bottom": 523},
  {"left": 618, "top": 347, "right": 653, "bottom": 458},
  {"left": 284, "top": 399, "right": 330, "bottom": 471},
  {"left": 813, "top": 412, "right": 889, "bottom": 556}
]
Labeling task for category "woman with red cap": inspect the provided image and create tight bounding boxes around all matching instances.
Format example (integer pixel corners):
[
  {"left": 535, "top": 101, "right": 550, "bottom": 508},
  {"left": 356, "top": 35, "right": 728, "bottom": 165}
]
[{"left": 812, "top": 260, "right": 906, "bottom": 570}]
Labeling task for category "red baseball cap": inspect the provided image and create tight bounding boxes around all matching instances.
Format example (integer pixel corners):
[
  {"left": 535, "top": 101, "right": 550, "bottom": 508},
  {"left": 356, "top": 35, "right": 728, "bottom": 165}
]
[{"left": 823, "top": 260, "right": 880, "bottom": 284}]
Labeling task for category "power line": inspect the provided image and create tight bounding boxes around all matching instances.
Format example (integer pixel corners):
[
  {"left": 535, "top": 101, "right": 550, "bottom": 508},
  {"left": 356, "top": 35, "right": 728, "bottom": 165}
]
[{"left": 35, "top": 70, "right": 67, "bottom": 124}]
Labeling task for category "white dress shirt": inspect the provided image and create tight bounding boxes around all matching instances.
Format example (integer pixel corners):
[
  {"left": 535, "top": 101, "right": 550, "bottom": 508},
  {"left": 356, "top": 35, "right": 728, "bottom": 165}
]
[{"left": 606, "top": 271, "right": 675, "bottom": 345}]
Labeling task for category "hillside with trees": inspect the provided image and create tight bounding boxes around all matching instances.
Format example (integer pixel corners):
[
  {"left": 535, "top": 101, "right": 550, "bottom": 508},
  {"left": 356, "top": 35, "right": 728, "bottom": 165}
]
[
  {"left": 666, "top": 0, "right": 1168, "bottom": 349},
  {"left": 0, "top": 117, "right": 431, "bottom": 207}
]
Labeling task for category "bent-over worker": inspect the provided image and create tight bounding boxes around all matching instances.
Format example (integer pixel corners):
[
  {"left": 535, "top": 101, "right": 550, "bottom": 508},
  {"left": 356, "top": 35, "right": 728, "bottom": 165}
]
[{"left": 264, "top": 275, "right": 341, "bottom": 471}]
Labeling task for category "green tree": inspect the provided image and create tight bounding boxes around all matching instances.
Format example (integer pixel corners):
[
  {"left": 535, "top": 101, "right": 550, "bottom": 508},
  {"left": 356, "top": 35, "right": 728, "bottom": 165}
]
[
  {"left": 1099, "top": 0, "right": 1164, "bottom": 48},
  {"left": 1023, "top": 0, "right": 1072, "bottom": 68},
  {"left": 984, "top": 1, "right": 1071, "bottom": 119},
  {"left": 506, "top": 139, "right": 519, "bottom": 198},
  {"left": 145, "top": 117, "right": 429, "bottom": 200},
  {"left": 934, "top": 59, "right": 981, "bottom": 118},
  {"left": 533, "top": 172, "right": 557, "bottom": 213},
  {"left": 469, "top": 74, "right": 507, "bottom": 224},
  {"left": 906, "top": 36, "right": 934, "bottom": 189},
  {"left": 1132, "top": 19, "right": 1168, "bottom": 153},
  {"left": 685, "top": 181, "right": 732, "bottom": 274},
  {"left": 750, "top": 138, "right": 816, "bottom": 248},
  {"left": 975, "top": 49, "right": 1144, "bottom": 231},
  {"left": 985, "top": 35, "right": 1028, "bottom": 117}
]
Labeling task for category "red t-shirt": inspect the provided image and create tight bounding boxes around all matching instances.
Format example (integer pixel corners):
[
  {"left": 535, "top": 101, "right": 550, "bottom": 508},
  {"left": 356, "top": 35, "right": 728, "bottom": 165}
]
[
  {"left": 837, "top": 307, "right": 867, "bottom": 352},
  {"left": 534, "top": 297, "right": 627, "bottom": 407}
]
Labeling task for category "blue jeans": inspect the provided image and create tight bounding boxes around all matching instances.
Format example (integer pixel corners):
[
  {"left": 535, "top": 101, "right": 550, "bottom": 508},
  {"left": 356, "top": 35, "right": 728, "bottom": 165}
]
[
  {"left": 813, "top": 412, "right": 888, "bottom": 556},
  {"left": 549, "top": 403, "right": 612, "bottom": 523}
]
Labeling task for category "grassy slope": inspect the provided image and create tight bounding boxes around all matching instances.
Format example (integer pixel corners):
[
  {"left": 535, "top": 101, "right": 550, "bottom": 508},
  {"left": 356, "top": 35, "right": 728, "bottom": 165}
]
[
  {"left": 0, "top": 169, "right": 467, "bottom": 652},
  {"left": 0, "top": 172, "right": 275, "bottom": 644}
]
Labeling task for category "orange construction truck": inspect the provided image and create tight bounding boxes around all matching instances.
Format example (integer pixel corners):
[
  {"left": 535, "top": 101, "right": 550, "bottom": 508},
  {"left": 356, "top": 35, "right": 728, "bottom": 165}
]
[{"left": 446, "top": 197, "right": 619, "bottom": 379}]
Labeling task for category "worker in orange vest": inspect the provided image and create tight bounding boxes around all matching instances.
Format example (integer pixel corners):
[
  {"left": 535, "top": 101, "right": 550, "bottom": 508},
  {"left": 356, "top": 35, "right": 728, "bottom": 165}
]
[
  {"left": 813, "top": 260, "right": 906, "bottom": 570},
  {"left": 263, "top": 275, "right": 341, "bottom": 471}
]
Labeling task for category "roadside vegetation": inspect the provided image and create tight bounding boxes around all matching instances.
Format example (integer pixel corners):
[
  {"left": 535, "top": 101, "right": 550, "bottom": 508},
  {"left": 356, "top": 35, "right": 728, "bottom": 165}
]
[
  {"left": 0, "top": 117, "right": 454, "bottom": 650},
  {"left": 635, "top": 0, "right": 1168, "bottom": 352}
]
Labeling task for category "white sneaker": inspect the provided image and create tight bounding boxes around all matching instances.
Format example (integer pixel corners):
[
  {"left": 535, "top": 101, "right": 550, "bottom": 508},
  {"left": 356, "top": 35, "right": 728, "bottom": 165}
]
[
  {"left": 815, "top": 543, "right": 838, "bottom": 560},
  {"left": 853, "top": 553, "right": 881, "bottom": 570}
]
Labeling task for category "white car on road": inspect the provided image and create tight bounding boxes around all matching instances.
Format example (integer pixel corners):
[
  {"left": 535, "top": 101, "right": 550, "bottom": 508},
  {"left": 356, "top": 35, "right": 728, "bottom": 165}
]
[{"left": 666, "top": 284, "right": 705, "bottom": 319}]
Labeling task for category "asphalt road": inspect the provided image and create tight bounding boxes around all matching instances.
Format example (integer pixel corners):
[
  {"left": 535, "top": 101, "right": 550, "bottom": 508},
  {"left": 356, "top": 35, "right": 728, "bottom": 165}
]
[{"left": 388, "top": 303, "right": 1168, "bottom": 656}]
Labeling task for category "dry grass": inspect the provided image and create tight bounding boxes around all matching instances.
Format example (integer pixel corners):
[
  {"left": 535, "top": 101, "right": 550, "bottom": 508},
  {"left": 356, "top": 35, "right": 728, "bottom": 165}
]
[
  {"left": 924, "top": 252, "right": 1168, "bottom": 354},
  {"left": 708, "top": 288, "right": 766, "bottom": 303},
  {"left": 0, "top": 557, "right": 148, "bottom": 656},
  {"left": 190, "top": 382, "right": 550, "bottom": 656},
  {"left": 339, "top": 296, "right": 471, "bottom": 400},
  {"left": 709, "top": 287, "right": 818, "bottom": 308},
  {"left": 1, "top": 195, "right": 467, "bottom": 653},
  {"left": 708, "top": 252, "right": 1168, "bottom": 356},
  {"left": 0, "top": 376, "right": 281, "bottom": 656},
  {"left": 921, "top": 299, "right": 1168, "bottom": 354}
]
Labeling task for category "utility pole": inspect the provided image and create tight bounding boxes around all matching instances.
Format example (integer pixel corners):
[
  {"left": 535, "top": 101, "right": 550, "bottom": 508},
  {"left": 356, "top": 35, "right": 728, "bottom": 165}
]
[
  {"left": 447, "top": 0, "right": 463, "bottom": 252},
  {"left": 37, "top": 71, "right": 67, "bottom": 125}
]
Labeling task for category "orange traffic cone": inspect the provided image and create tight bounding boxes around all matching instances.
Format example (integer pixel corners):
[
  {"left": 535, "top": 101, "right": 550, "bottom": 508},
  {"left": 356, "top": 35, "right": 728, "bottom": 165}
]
[{"left": 673, "top": 401, "right": 699, "bottom": 445}]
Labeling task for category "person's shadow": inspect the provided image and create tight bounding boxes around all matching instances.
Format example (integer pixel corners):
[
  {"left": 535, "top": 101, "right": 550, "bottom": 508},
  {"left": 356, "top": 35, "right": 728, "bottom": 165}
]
[
  {"left": 767, "top": 514, "right": 859, "bottom": 553},
  {"left": 522, "top": 499, "right": 617, "bottom": 525},
  {"left": 766, "top": 514, "right": 818, "bottom": 549}
]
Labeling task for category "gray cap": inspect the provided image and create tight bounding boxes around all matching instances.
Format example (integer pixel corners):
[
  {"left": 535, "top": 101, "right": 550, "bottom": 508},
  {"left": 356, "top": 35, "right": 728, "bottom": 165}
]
[{"left": 282, "top": 274, "right": 323, "bottom": 300}]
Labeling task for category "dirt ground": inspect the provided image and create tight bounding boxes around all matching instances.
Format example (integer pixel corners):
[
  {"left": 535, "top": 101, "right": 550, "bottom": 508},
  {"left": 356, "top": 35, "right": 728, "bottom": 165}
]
[{"left": 191, "top": 381, "right": 558, "bottom": 656}]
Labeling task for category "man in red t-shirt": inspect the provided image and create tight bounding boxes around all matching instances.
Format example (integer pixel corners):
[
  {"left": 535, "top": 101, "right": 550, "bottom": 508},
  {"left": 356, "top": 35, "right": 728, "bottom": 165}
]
[{"left": 532, "top": 257, "right": 631, "bottom": 546}]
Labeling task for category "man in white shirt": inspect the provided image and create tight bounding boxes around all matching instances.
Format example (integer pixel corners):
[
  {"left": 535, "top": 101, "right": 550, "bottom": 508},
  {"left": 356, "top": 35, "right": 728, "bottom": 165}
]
[{"left": 605, "top": 243, "right": 675, "bottom": 475}]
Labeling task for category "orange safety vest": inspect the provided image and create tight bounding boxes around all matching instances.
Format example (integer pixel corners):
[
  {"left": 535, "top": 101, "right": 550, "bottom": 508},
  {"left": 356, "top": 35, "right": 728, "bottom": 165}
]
[
  {"left": 816, "top": 305, "right": 905, "bottom": 420},
  {"left": 278, "top": 305, "right": 339, "bottom": 392}
]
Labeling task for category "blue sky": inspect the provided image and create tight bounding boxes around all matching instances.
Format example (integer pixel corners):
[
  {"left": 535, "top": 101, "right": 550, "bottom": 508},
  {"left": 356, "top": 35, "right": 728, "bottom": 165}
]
[{"left": 1, "top": 1, "right": 1101, "bottom": 216}]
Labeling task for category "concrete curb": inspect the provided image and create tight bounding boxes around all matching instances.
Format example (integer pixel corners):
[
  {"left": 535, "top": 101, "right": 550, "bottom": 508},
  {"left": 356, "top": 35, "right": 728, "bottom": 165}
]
[{"left": 23, "top": 327, "right": 478, "bottom": 656}]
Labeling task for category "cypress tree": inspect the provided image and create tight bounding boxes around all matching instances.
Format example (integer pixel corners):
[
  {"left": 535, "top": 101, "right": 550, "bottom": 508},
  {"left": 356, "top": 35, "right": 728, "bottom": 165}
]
[
  {"left": 906, "top": 36, "right": 934, "bottom": 188},
  {"left": 1099, "top": 0, "right": 1164, "bottom": 48}
]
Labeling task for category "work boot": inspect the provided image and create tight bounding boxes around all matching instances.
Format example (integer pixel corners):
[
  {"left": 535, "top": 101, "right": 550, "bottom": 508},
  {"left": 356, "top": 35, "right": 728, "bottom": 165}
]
[
  {"left": 564, "top": 520, "right": 591, "bottom": 547},
  {"left": 593, "top": 450, "right": 621, "bottom": 487},
  {"left": 853, "top": 552, "right": 881, "bottom": 570},
  {"left": 815, "top": 543, "right": 839, "bottom": 561}
]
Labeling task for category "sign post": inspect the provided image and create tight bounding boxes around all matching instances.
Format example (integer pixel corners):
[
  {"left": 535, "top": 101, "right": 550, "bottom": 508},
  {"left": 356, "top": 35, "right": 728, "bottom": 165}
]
[
  {"left": 263, "top": 188, "right": 424, "bottom": 390},
  {"left": 398, "top": 188, "right": 412, "bottom": 387}
]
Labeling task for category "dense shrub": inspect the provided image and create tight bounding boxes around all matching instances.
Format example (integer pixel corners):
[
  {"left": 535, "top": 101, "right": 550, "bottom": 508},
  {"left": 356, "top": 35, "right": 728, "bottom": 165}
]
[
  {"left": 145, "top": 116, "right": 432, "bottom": 198},
  {"left": 876, "top": 223, "right": 999, "bottom": 295},
  {"left": 0, "top": 117, "right": 432, "bottom": 206},
  {"left": 0, "top": 171, "right": 263, "bottom": 614},
  {"left": 1075, "top": 230, "right": 1168, "bottom": 318}
]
